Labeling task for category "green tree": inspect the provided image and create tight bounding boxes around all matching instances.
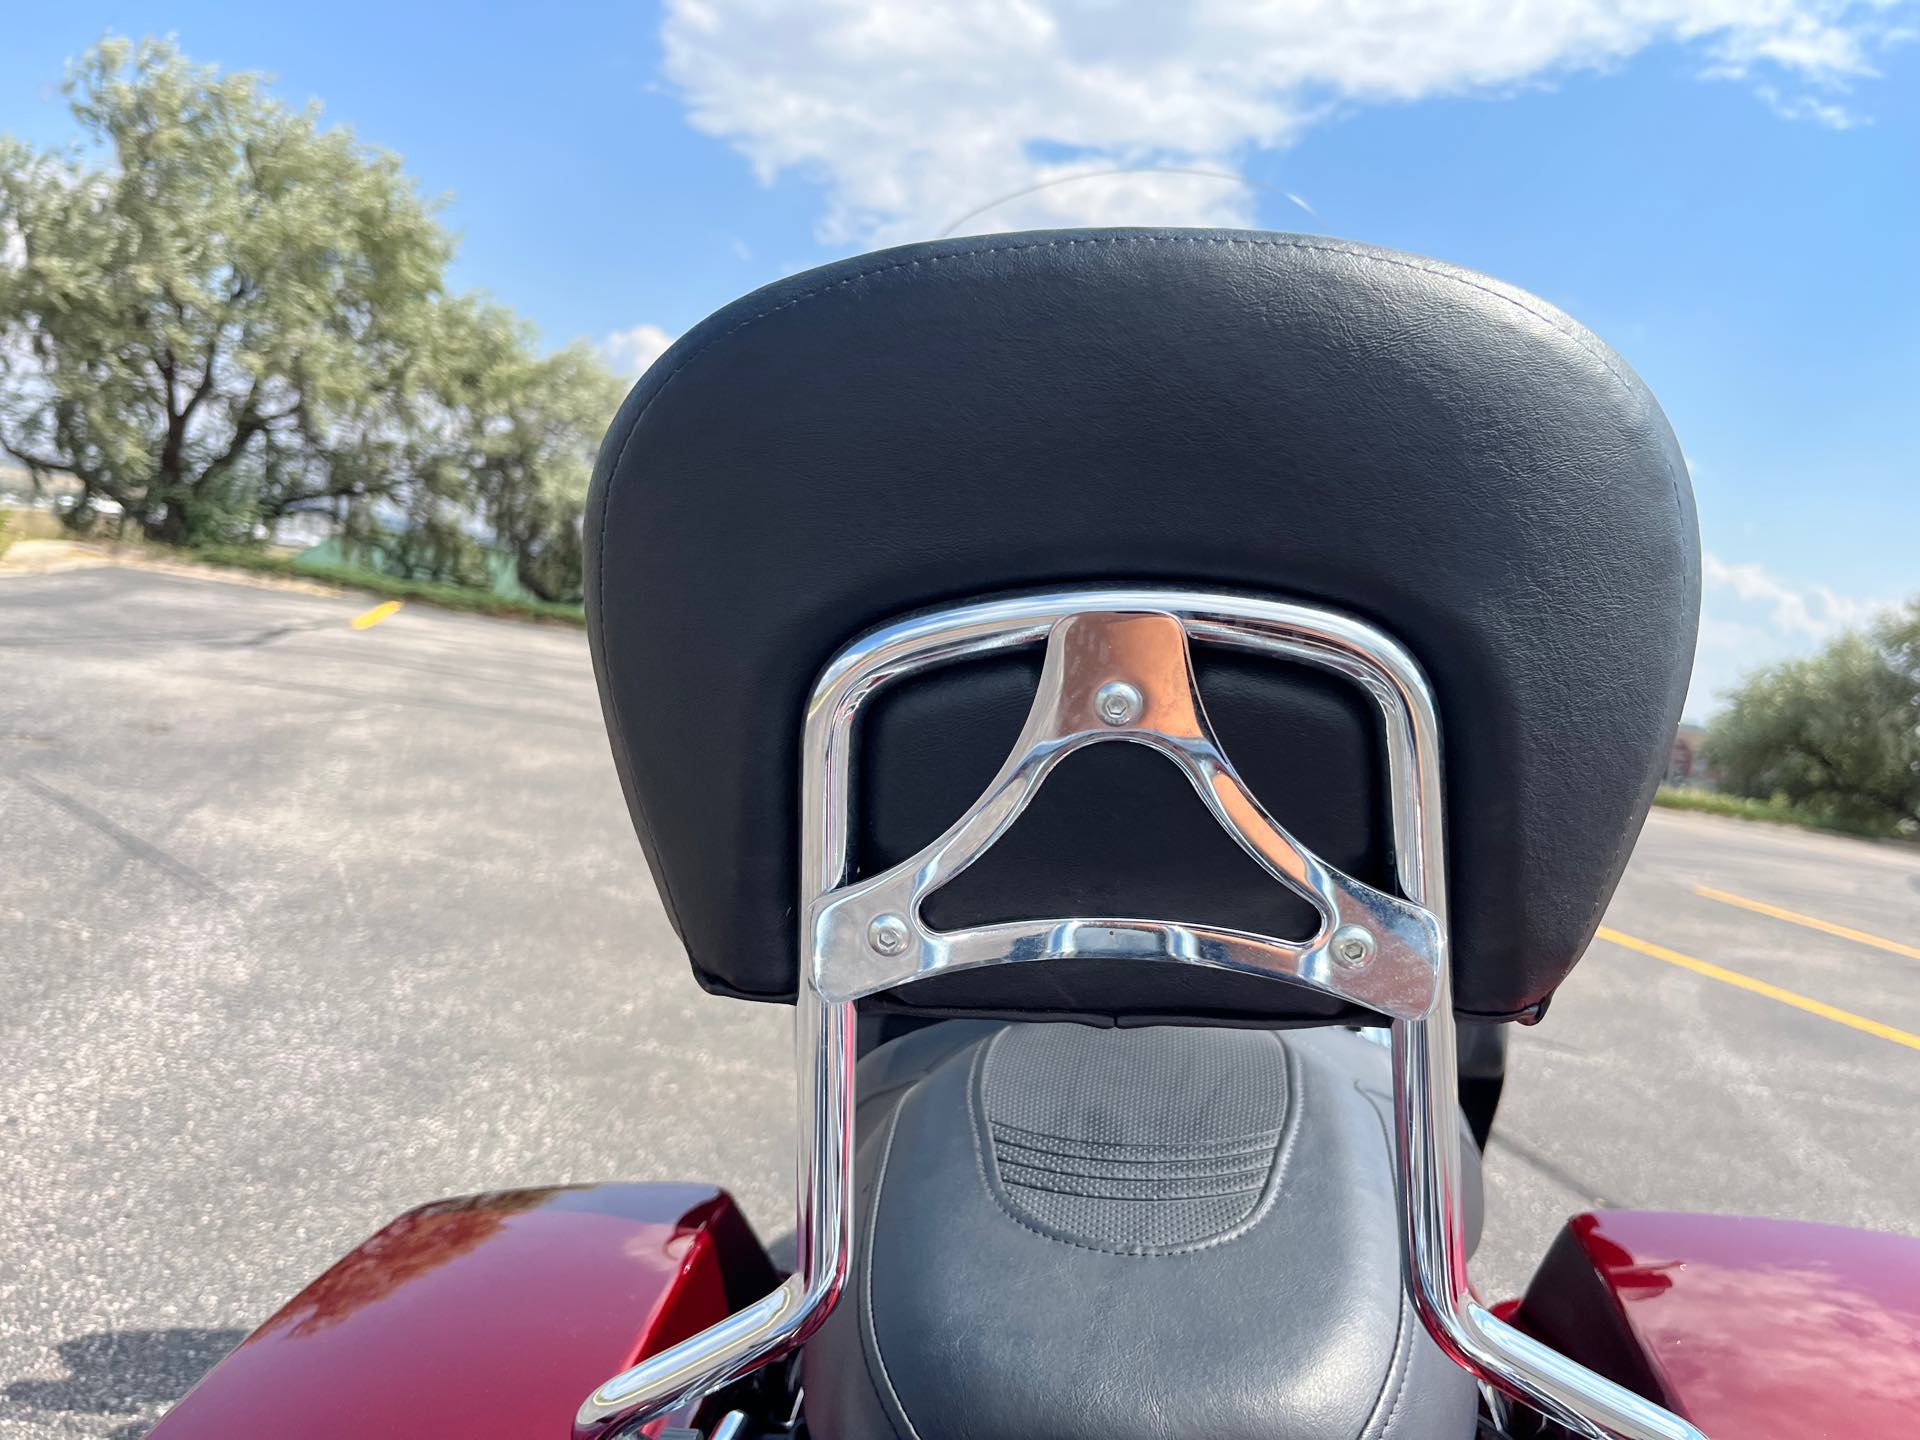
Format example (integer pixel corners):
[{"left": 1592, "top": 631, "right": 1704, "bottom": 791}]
[
  {"left": 466, "top": 337, "right": 626, "bottom": 604},
  {"left": 2, "top": 36, "right": 627, "bottom": 594},
  {"left": 336, "top": 297, "right": 622, "bottom": 604},
  {"left": 1705, "top": 600, "right": 1920, "bottom": 836},
  {"left": 0, "top": 37, "right": 450, "bottom": 543}
]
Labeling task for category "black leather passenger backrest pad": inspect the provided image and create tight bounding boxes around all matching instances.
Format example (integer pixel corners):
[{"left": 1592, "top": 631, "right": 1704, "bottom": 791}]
[
  {"left": 856, "top": 651, "right": 1387, "bottom": 1026},
  {"left": 587, "top": 230, "right": 1698, "bottom": 1021}
]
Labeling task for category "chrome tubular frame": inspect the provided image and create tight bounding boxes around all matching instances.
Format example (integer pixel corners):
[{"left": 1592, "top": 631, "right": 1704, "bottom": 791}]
[{"left": 575, "top": 589, "right": 1708, "bottom": 1440}]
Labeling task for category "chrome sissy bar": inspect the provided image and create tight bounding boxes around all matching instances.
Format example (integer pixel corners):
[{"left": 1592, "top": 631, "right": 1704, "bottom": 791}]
[{"left": 575, "top": 588, "right": 1708, "bottom": 1440}]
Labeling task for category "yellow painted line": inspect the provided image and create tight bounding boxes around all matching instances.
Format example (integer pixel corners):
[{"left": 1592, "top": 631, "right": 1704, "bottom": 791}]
[
  {"left": 1597, "top": 926, "right": 1920, "bottom": 1053},
  {"left": 349, "top": 600, "right": 402, "bottom": 631},
  {"left": 1691, "top": 884, "right": 1920, "bottom": 963}
]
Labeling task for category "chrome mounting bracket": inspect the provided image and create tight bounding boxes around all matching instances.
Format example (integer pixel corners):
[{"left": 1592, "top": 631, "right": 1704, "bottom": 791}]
[{"left": 574, "top": 589, "right": 1708, "bottom": 1440}]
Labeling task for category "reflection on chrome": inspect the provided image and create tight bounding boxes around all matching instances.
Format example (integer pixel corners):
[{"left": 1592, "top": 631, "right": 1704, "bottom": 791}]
[{"left": 808, "top": 610, "right": 1442, "bottom": 1019}]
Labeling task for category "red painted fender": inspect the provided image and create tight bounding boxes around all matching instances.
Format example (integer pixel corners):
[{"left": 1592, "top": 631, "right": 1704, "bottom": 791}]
[
  {"left": 1508, "top": 1210, "right": 1920, "bottom": 1438},
  {"left": 149, "top": 1183, "right": 777, "bottom": 1439}
]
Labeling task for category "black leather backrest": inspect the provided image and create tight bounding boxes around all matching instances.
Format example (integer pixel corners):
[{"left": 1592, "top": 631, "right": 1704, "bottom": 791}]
[{"left": 587, "top": 230, "right": 1698, "bottom": 1023}]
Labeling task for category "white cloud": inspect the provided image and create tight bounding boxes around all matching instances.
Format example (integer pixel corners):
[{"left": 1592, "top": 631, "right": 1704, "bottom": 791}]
[
  {"left": 1701, "top": 550, "right": 1882, "bottom": 639},
  {"left": 661, "top": 0, "right": 1910, "bottom": 246},
  {"left": 1686, "top": 549, "right": 1890, "bottom": 716},
  {"left": 601, "top": 323, "right": 676, "bottom": 378},
  {"left": 1755, "top": 83, "right": 1868, "bottom": 127}
]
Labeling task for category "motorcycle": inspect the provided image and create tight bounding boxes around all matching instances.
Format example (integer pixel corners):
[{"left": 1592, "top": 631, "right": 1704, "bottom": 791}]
[{"left": 147, "top": 230, "right": 1920, "bottom": 1440}]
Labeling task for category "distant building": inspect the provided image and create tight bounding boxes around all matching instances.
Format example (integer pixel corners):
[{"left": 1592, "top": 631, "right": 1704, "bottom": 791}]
[
  {"left": 294, "top": 534, "right": 538, "bottom": 602},
  {"left": 1667, "top": 723, "right": 1711, "bottom": 787},
  {"left": 268, "top": 510, "right": 337, "bottom": 549}
]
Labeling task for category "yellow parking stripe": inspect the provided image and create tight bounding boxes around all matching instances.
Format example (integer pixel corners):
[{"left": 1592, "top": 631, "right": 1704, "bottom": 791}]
[
  {"left": 349, "top": 601, "right": 402, "bottom": 630},
  {"left": 1691, "top": 884, "right": 1920, "bottom": 963},
  {"left": 1597, "top": 926, "right": 1920, "bottom": 1053}
]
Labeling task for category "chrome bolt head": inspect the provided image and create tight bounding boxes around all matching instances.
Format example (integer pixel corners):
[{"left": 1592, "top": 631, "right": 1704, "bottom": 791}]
[
  {"left": 867, "top": 914, "right": 910, "bottom": 956},
  {"left": 1095, "top": 681, "right": 1143, "bottom": 727},
  {"left": 1331, "top": 925, "right": 1376, "bottom": 969}
]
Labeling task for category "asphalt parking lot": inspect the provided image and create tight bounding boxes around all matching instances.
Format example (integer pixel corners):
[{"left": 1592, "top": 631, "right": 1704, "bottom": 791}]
[{"left": 4, "top": 564, "right": 1918, "bottom": 1438}]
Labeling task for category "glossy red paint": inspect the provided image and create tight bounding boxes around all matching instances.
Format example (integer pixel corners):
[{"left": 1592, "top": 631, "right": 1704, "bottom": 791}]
[
  {"left": 148, "top": 1182, "right": 776, "bottom": 1440},
  {"left": 1511, "top": 1210, "right": 1920, "bottom": 1439}
]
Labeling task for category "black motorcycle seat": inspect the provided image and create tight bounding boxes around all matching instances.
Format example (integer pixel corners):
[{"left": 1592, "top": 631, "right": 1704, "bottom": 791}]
[
  {"left": 587, "top": 227, "right": 1699, "bottom": 1026},
  {"left": 803, "top": 1021, "right": 1482, "bottom": 1440}
]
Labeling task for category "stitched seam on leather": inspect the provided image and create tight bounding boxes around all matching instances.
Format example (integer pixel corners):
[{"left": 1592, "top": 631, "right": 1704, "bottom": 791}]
[
  {"left": 991, "top": 1149, "right": 1277, "bottom": 1183},
  {"left": 992, "top": 1134, "right": 1279, "bottom": 1164},
  {"left": 598, "top": 229, "right": 1691, "bottom": 1005},
  {"left": 858, "top": 1095, "right": 928, "bottom": 1440},
  {"left": 1368, "top": 1316, "right": 1416, "bottom": 1440},
  {"left": 996, "top": 1173, "right": 1267, "bottom": 1202},
  {"left": 991, "top": 1136, "right": 1273, "bottom": 1186},
  {"left": 967, "top": 1028, "right": 1304, "bottom": 1257},
  {"left": 1354, "top": 1078, "right": 1419, "bottom": 1440},
  {"left": 856, "top": 1075, "right": 928, "bottom": 1112},
  {"left": 997, "top": 1159, "right": 1270, "bottom": 1185},
  {"left": 990, "top": 1116, "right": 1283, "bottom": 1153},
  {"left": 586, "top": 396, "right": 689, "bottom": 961},
  {"left": 627, "top": 234, "right": 1645, "bottom": 417}
]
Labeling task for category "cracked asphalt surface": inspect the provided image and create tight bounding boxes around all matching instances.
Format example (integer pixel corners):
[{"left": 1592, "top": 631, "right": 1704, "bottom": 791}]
[{"left": 4, "top": 565, "right": 1917, "bottom": 1437}]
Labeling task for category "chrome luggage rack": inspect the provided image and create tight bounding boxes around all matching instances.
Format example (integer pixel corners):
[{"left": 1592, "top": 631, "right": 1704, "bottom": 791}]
[{"left": 575, "top": 589, "right": 1707, "bottom": 1440}]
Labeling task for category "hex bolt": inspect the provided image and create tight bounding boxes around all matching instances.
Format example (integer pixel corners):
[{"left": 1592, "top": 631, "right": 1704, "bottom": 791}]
[
  {"left": 1095, "top": 681, "right": 1143, "bottom": 727},
  {"left": 867, "top": 914, "right": 910, "bottom": 956},
  {"left": 1331, "top": 925, "right": 1376, "bottom": 969}
]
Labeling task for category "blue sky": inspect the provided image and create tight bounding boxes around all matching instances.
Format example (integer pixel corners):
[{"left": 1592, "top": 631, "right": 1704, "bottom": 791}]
[{"left": 6, "top": 2, "right": 1916, "bottom": 717}]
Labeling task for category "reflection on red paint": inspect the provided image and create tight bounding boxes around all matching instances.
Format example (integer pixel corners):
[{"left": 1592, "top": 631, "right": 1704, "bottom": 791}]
[
  {"left": 1518, "top": 1211, "right": 1920, "bottom": 1438},
  {"left": 258, "top": 1187, "right": 561, "bottom": 1338},
  {"left": 1570, "top": 1218, "right": 1678, "bottom": 1302},
  {"left": 148, "top": 1183, "right": 775, "bottom": 1440}
]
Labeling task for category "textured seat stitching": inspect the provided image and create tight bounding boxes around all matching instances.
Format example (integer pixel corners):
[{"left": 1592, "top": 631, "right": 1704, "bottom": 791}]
[
  {"left": 991, "top": 1131, "right": 1278, "bottom": 1170},
  {"left": 995, "top": 1167, "right": 1273, "bottom": 1194},
  {"left": 990, "top": 1153, "right": 1276, "bottom": 1180},
  {"left": 593, "top": 229, "right": 1690, "bottom": 1012},
  {"left": 994, "top": 1142, "right": 1272, "bottom": 1182},
  {"left": 989, "top": 1116, "right": 1283, "bottom": 1154},
  {"left": 999, "top": 1176, "right": 1268, "bottom": 1204},
  {"left": 966, "top": 1028, "right": 1305, "bottom": 1257},
  {"left": 990, "top": 1142, "right": 1278, "bottom": 1174},
  {"left": 996, "top": 1157, "right": 1272, "bottom": 1189},
  {"left": 858, "top": 1095, "right": 927, "bottom": 1440}
]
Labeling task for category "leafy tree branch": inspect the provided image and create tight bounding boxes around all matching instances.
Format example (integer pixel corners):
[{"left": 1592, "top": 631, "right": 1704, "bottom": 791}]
[{"left": 1, "top": 36, "right": 625, "bottom": 598}]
